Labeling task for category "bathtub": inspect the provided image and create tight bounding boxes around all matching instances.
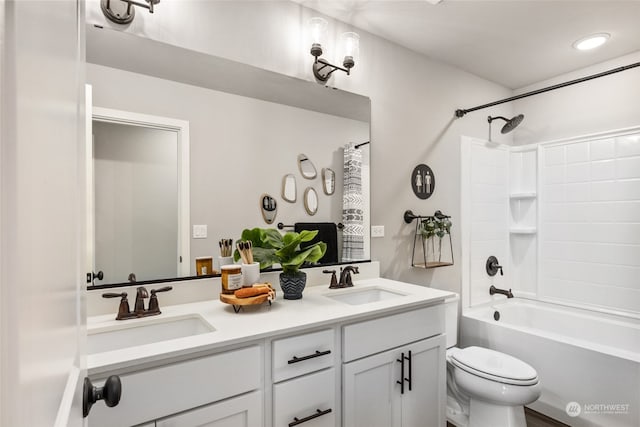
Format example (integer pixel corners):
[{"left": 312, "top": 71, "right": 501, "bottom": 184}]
[{"left": 460, "top": 299, "right": 640, "bottom": 427}]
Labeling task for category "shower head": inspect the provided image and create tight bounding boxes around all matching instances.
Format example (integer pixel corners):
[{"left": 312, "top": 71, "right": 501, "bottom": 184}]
[{"left": 488, "top": 114, "right": 525, "bottom": 134}]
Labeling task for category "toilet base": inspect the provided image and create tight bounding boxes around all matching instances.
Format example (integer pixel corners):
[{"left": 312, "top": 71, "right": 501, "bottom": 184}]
[{"left": 468, "top": 399, "right": 526, "bottom": 427}]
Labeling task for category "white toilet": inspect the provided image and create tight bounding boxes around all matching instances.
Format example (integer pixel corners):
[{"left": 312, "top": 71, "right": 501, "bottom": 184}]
[{"left": 445, "top": 297, "right": 541, "bottom": 427}]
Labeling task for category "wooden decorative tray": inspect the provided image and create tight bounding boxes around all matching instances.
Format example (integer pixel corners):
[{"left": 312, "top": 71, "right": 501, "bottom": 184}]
[{"left": 219, "top": 283, "right": 275, "bottom": 313}]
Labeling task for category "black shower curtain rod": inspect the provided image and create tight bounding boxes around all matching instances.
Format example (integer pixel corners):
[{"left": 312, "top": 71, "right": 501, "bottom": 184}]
[{"left": 454, "top": 61, "right": 640, "bottom": 118}]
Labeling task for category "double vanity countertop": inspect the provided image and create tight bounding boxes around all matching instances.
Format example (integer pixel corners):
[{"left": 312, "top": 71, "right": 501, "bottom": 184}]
[{"left": 87, "top": 278, "right": 455, "bottom": 376}]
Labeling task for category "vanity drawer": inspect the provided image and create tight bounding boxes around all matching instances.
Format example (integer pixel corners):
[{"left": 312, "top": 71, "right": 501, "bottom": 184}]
[
  {"left": 272, "top": 329, "right": 335, "bottom": 382},
  {"left": 273, "top": 368, "right": 336, "bottom": 427},
  {"left": 343, "top": 305, "right": 444, "bottom": 362},
  {"left": 89, "top": 345, "right": 262, "bottom": 427}
]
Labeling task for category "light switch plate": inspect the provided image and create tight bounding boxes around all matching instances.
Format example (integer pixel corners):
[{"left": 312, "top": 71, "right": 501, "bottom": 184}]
[
  {"left": 193, "top": 224, "right": 207, "bottom": 239},
  {"left": 371, "top": 225, "right": 385, "bottom": 238}
]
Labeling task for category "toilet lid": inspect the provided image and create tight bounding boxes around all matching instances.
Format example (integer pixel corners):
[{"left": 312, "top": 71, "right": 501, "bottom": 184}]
[{"left": 451, "top": 347, "right": 538, "bottom": 385}]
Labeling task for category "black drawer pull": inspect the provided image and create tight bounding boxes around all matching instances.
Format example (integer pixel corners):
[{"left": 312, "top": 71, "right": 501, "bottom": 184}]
[
  {"left": 406, "top": 350, "right": 412, "bottom": 391},
  {"left": 288, "top": 349, "right": 331, "bottom": 364},
  {"left": 396, "top": 352, "right": 405, "bottom": 394},
  {"left": 289, "top": 408, "right": 332, "bottom": 426}
]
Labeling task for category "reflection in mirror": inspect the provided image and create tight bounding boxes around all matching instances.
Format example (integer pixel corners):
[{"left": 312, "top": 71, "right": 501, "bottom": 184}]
[
  {"left": 322, "top": 168, "right": 335, "bottom": 195},
  {"left": 282, "top": 174, "right": 297, "bottom": 203},
  {"left": 298, "top": 154, "right": 317, "bottom": 179},
  {"left": 91, "top": 108, "right": 190, "bottom": 286},
  {"left": 86, "top": 28, "right": 370, "bottom": 286},
  {"left": 304, "top": 188, "right": 319, "bottom": 216},
  {"left": 260, "top": 194, "right": 278, "bottom": 224}
]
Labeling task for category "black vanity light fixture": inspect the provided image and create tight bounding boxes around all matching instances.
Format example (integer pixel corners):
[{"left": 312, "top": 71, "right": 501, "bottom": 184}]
[
  {"left": 101, "top": 0, "right": 160, "bottom": 25},
  {"left": 309, "top": 17, "right": 360, "bottom": 82}
]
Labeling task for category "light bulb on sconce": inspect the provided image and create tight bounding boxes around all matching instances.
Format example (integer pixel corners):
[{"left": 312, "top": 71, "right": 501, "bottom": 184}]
[
  {"left": 309, "top": 17, "right": 328, "bottom": 58},
  {"left": 339, "top": 32, "right": 360, "bottom": 71},
  {"left": 308, "top": 17, "right": 360, "bottom": 83}
]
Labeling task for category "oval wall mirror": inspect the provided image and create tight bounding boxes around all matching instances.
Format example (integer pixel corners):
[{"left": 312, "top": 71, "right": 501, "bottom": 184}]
[
  {"left": 282, "top": 174, "right": 297, "bottom": 203},
  {"left": 297, "top": 154, "right": 317, "bottom": 179},
  {"left": 304, "top": 187, "right": 318, "bottom": 216},
  {"left": 260, "top": 193, "right": 278, "bottom": 224},
  {"left": 322, "top": 168, "right": 335, "bottom": 195}
]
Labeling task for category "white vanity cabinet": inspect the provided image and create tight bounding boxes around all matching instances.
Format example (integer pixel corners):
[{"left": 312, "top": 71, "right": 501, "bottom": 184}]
[
  {"left": 89, "top": 345, "right": 262, "bottom": 427},
  {"left": 342, "top": 306, "right": 447, "bottom": 427},
  {"left": 88, "top": 280, "right": 451, "bottom": 427}
]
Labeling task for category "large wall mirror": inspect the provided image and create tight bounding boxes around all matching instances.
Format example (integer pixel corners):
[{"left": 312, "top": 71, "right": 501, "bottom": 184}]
[{"left": 86, "top": 28, "right": 371, "bottom": 287}]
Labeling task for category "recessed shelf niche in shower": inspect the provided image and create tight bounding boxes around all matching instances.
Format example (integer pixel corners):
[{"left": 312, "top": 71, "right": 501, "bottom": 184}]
[
  {"left": 509, "top": 192, "right": 537, "bottom": 199},
  {"left": 509, "top": 147, "right": 538, "bottom": 297}
]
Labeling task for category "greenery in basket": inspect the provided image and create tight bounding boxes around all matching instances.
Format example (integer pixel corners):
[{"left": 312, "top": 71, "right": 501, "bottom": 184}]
[
  {"left": 234, "top": 227, "right": 327, "bottom": 275},
  {"left": 419, "top": 217, "right": 452, "bottom": 262}
]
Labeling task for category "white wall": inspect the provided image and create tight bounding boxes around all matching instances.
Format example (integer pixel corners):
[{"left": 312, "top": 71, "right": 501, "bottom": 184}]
[
  {"left": 539, "top": 130, "right": 640, "bottom": 314},
  {"left": 86, "top": 0, "right": 514, "bottom": 294},
  {"left": 87, "top": 64, "right": 369, "bottom": 275},
  {"left": 461, "top": 138, "right": 510, "bottom": 308},
  {"left": 514, "top": 50, "right": 640, "bottom": 145},
  {"left": 1, "top": 1, "right": 85, "bottom": 426},
  {"left": 93, "top": 121, "right": 179, "bottom": 283}
]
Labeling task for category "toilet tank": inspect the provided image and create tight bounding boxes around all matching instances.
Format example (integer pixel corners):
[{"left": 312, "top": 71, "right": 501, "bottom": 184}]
[{"left": 444, "top": 294, "right": 459, "bottom": 349}]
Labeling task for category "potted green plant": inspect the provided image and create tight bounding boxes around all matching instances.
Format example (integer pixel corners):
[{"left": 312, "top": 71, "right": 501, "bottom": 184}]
[{"left": 235, "top": 227, "right": 327, "bottom": 299}]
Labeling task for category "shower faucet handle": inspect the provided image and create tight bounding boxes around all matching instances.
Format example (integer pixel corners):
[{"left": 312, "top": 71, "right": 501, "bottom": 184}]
[{"left": 486, "top": 256, "right": 503, "bottom": 276}]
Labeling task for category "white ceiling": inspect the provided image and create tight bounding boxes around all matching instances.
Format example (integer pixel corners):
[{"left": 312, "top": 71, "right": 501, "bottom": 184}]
[{"left": 293, "top": 0, "right": 640, "bottom": 89}]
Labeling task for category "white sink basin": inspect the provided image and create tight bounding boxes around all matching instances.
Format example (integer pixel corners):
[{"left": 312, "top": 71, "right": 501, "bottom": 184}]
[
  {"left": 88, "top": 315, "right": 215, "bottom": 354},
  {"left": 326, "top": 287, "right": 406, "bottom": 306}
]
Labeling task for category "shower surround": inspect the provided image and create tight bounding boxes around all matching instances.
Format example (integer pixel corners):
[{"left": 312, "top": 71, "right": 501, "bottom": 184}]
[{"left": 460, "top": 127, "right": 640, "bottom": 427}]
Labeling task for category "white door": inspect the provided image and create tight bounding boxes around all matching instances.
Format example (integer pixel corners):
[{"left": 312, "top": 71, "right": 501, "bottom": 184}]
[
  {"left": 400, "top": 336, "right": 447, "bottom": 427},
  {"left": 0, "top": 1, "right": 87, "bottom": 426},
  {"left": 343, "top": 348, "right": 403, "bottom": 427}
]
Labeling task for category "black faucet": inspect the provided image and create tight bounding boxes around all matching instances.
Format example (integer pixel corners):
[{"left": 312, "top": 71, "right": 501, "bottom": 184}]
[
  {"left": 489, "top": 285, "right": 513, "bottom": 298},
  {"left": 102, "top": 286, "right": 173, "bottom": 320},
  {"left": 486, "top": 256, "right": 503, "bottom": 276},
  {"left": 134, "top": 286, "right": 149, "bottom": 316},
  {"left": 339, "top": 266, "right": 359, "bottom": 287}
]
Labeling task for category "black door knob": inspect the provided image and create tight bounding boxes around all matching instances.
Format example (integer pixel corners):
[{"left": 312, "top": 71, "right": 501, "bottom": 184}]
[{"left": 83, "top": 375, "right": 122, "bottom": 417}]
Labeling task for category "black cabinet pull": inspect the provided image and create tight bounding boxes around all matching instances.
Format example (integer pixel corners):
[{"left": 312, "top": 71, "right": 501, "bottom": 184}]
[
  {"left": 396, "top": 352, "right": 405, "bottom": 394},
  {"left": 83, "top": 375, "right": 122, "bottom": 417},
  {"left": 288, "top": 349, "right": 331, "bottom": 364},
  {"left": 405, "top": 350, "right": 412, "bottom": 391},
  {"left": 289, "top": 408, "right": 332, "bottom": 426}
]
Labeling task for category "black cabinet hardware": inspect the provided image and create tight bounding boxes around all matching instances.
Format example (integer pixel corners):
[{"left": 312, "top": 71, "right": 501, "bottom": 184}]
[
  {"left": 396, "top": 352, "right": 405, "bottom": 394},
  {"left": 406, "top": 350, "right": 412, "bottom": 391},
  {"left": 288, "top": 350, "right": 331, "bottom": 364},
  {"left": 397, "top": 351, "right": 412, "bottom": 394},
  {"left": 83, "top": 375, "right": 122, "bottom": 417},
  {"left": 87, "top": 271, "right": 104, "bottom": 284},
  {"left": 289, "top": 408, "right": 332, "bottom": 426}
]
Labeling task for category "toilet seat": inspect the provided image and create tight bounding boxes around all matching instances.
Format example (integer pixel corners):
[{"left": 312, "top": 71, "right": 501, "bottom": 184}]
[{"left": 450, "top": 346, "right": 538, "bottom": 386}]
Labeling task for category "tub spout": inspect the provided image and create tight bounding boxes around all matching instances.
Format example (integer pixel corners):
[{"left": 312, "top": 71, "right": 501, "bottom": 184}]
[{"left": 489, "top": 285, "right": 513, "bottom": 298}]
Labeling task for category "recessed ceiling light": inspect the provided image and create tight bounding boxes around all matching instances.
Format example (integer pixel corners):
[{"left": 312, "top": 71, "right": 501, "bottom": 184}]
[{"left": 573, "top": 33, "right": 610, "bottom": 51}]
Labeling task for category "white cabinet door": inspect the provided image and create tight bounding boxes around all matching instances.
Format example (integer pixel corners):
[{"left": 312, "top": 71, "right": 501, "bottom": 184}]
[
  {"left": 156, "top": 391, "right": 262, "bottom": 427},
  {"left": 400, "top": 335, "right": 446, "bottom": 427},
  {"left": 343, "top": 348, "right": 402, "bottom": 427},
  {"left": 343, "top": 335, "right": 446, "bottom": 427}
]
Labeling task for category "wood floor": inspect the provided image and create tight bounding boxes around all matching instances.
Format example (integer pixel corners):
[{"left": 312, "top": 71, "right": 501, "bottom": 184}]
[
  {"left": 524, "top": 407, "right": 571, "bottom": 427},
  {"left": 446, "top": 407, "right": 570, "bottom": 427}
]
